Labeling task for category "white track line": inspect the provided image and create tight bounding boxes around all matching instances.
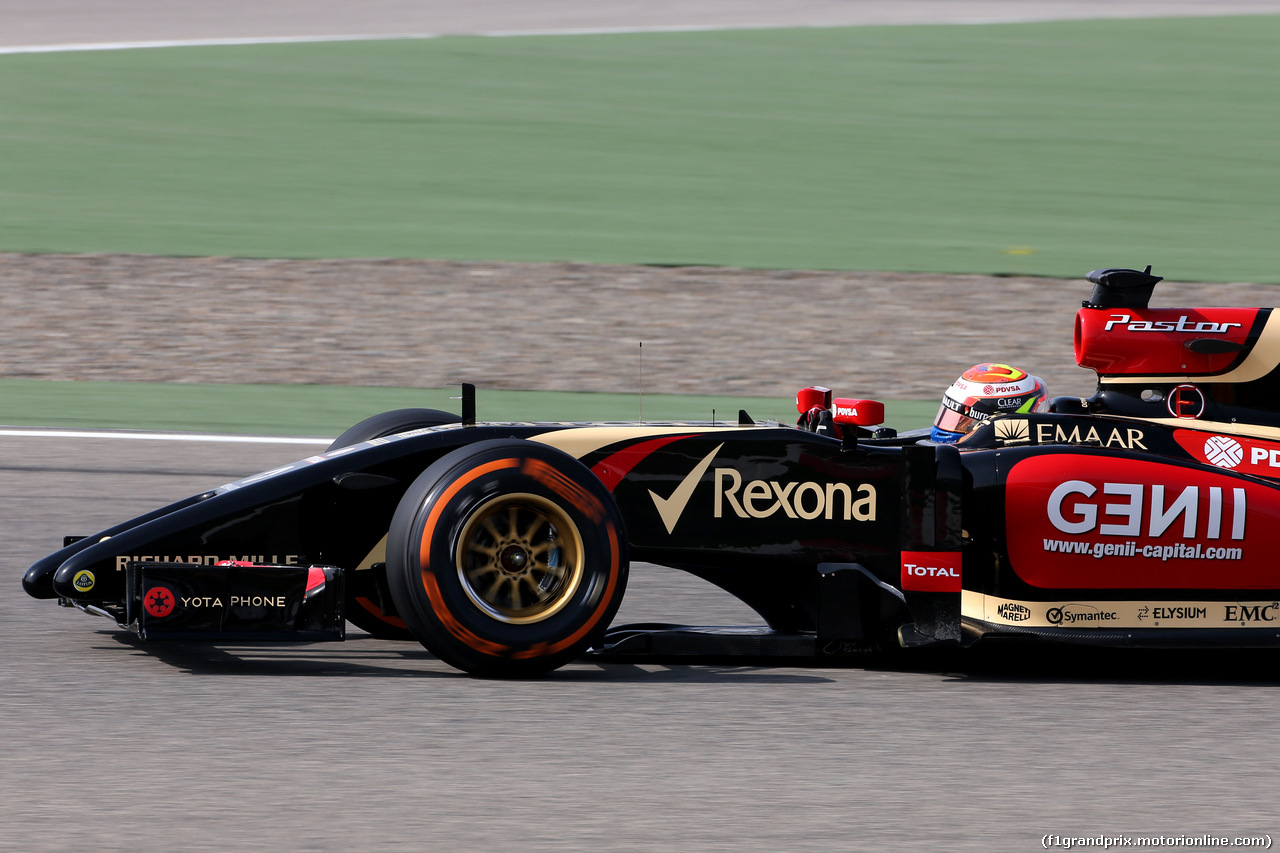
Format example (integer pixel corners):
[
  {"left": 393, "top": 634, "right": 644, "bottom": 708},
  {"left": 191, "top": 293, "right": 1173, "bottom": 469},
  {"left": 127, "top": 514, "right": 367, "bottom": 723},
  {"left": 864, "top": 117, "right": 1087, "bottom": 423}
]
[
  {"left": 0, "top": 428, "right": 331, "bottom": 444},
  {"left": 0, "top": 19, "right": 1108, "bottom": 55},
  {"left": 0, "top": 33, "right": 436, "bottom": 55}
]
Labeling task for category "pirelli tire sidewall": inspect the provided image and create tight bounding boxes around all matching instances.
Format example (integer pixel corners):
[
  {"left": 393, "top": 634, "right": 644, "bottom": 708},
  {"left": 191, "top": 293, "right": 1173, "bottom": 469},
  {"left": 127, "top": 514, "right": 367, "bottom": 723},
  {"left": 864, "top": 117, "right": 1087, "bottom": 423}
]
[
  {"left": 386, "top": 439, "right": 629, "bottom": 677},
  {"left": 328, "top": 407, "right": 461, "bottom": 641}
]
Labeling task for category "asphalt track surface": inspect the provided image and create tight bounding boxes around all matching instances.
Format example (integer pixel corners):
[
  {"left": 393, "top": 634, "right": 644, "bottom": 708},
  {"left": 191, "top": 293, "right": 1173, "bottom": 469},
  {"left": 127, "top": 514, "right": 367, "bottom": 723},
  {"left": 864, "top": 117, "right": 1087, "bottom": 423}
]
[
  {"left": 6, "top": 437, "right": 1280, "bottom": 852},
  {"left": 6, "top": 3, "right": 1280, "bottom": 850}
]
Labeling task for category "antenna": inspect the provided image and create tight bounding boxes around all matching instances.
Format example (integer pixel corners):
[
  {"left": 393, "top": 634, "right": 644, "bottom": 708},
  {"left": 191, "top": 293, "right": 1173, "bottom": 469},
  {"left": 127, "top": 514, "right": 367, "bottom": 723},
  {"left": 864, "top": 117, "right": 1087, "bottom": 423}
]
[
  {"left": 638, "top": 341, "right": 643, "bottom": 423},
  {"left": 450, "top": 382, "right": 476, "bottom": 426}
]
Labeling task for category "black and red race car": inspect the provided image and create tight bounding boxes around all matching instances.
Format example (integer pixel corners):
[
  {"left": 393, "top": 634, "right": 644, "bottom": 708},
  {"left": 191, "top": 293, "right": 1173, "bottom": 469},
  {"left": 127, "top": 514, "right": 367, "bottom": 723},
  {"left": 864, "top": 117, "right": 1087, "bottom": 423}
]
[{"left": 22, "top": 266, "right": 1280, "bottom": 675}]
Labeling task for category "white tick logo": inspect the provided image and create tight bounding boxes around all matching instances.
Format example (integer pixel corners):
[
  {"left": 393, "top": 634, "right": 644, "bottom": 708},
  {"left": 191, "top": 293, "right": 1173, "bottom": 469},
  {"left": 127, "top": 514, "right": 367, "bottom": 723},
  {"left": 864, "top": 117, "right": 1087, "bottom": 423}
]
[{"left": 649, "top": 443, "right": 724, "bottom": 534}]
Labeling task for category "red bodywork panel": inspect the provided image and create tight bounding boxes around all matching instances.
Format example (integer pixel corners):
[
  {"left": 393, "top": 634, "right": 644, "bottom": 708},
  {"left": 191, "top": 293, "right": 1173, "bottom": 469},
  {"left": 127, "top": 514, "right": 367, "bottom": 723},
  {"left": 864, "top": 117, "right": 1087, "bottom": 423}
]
[
  {"left": 1074, "top": 307, "right": 1261, "bottom": 376},
  {"left": 1005, "top": 454, "right": 1280, "bottom": 590}
]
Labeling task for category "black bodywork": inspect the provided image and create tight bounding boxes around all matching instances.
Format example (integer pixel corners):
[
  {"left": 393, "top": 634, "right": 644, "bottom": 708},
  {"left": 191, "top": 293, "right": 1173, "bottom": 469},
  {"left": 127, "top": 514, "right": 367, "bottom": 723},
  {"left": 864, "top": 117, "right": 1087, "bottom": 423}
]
[{"left": 24, "top": 268, "right": 1280, "bottom": 672}]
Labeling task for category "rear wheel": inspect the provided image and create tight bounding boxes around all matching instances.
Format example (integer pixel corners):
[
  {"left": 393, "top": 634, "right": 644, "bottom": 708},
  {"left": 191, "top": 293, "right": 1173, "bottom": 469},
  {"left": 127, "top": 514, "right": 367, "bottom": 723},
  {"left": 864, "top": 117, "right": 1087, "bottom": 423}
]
[
  {"left": 386, "top": 439, "right": 629, "bottom": 677},
  {"left": 329, "top": 407, "right": 460, "bottom": 640}
]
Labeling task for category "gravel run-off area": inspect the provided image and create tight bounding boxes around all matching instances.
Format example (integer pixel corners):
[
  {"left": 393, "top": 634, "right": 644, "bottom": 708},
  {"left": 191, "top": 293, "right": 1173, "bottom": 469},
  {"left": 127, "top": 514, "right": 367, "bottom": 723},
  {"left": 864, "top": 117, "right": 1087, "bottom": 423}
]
[{"left": 4, "top": 252, "right": 1278, "bottom": 403}]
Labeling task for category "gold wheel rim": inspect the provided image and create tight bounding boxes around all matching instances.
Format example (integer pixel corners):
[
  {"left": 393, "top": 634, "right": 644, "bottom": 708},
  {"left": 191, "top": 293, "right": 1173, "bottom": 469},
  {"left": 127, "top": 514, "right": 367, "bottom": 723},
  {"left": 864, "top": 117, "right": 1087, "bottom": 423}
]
[{"left": 456, "top": 493, "right": 585, "bottom": 624}]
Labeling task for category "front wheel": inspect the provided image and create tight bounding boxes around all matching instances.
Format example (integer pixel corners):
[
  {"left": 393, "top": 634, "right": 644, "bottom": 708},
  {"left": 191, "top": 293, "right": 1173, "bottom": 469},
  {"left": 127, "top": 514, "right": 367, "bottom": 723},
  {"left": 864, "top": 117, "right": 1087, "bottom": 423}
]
[
  {"left": 329, "top": 407, "right": 461, "bottom": 640},
  {"left": 386, "top": 440, "right": 629, "bottom": 677}
]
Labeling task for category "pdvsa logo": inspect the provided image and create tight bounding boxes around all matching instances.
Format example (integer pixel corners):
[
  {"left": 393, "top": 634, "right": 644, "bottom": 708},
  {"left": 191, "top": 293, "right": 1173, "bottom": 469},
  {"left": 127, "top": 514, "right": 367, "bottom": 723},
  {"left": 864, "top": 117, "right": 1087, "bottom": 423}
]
[{"left": 1203, "top": 436, "right": 1244, "bottom": 469}]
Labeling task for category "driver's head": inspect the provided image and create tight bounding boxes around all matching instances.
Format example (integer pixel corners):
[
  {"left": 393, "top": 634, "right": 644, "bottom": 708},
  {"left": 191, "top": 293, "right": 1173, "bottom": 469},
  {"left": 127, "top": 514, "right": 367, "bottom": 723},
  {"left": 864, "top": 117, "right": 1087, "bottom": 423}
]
[{"left": 931, "top": 363, "right": 1048, "bottom": 443}]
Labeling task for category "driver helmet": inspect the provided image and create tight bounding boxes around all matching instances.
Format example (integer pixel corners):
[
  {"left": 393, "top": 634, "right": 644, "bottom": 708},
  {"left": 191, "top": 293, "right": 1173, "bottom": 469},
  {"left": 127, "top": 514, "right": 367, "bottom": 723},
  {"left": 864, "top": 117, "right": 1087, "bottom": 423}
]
[{"left": 931, "top": 363, "right": 1048, "bottom": 443}]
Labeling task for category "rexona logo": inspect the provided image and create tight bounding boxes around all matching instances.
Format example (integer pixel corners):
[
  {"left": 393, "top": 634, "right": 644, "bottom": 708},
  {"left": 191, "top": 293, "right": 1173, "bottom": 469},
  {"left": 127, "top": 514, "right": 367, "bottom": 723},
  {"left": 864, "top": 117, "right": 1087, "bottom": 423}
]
[
  {"left": 1103, "top": 313, "right": 1243, "bottom": 334},
  {"left": 900, "top": 550, "right": 962, "bottom": 593},
  {"left": 648, "top": 443, "right": 878, "bottom": 534},
  {"left": 715, "top": 469, "right": 876, "bottom": 522}
]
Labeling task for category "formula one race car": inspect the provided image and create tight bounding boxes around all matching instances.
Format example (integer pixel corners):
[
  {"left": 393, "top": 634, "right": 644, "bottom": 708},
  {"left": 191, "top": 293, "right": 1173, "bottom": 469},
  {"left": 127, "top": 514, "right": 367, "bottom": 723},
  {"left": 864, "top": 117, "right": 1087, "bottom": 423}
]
[{"left": 22, "top": 266, "right": 1280, "bottom": 675}]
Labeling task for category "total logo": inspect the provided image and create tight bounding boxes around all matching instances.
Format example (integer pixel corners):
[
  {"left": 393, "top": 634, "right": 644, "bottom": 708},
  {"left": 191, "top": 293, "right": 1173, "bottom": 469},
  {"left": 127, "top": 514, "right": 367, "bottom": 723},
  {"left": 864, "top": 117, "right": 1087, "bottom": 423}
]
[
  {"left": 900, "top": 551, "right": 962, "bottom": 593},
  {"left": 1046, "top": 604, "right": 1118, "bottom": 625},
  {"left": 1103, "top": 313, "right": 1243, "bottom": 334}
]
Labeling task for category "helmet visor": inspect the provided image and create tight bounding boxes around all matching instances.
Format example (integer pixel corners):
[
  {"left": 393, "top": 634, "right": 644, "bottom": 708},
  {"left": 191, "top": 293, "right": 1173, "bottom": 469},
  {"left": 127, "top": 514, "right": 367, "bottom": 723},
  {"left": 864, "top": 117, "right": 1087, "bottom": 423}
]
[{"left": 933, "top": 402, "right": 984, "bottom": 437}]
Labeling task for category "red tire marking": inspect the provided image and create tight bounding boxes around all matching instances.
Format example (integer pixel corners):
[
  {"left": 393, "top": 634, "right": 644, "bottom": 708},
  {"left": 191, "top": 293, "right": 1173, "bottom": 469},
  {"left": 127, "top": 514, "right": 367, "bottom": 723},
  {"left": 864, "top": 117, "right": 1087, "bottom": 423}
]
[
  {"left": 354, "top": 596, "right": 407, "bottom": 630},
  {"left": 521, "top": 457, "right": 604, "bottom": 521},
  {"left": 417, "top": 457, "right": 520, "bottom": 657}
]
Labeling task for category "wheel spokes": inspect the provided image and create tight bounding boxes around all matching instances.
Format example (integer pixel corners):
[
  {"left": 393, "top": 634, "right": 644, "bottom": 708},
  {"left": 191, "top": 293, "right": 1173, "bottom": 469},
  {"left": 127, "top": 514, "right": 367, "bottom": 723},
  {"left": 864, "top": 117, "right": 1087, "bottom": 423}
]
[{"left": 456, "top": 495, "right": 584, "bottom": 623}]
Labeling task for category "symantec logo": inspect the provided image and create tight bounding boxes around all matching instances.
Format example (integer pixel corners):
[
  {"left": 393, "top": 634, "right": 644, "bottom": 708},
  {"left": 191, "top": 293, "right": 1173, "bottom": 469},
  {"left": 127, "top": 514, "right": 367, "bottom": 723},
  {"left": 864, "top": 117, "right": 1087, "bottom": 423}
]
[
  {"left": 1006, "top": 455, "right": 1280, "bottom": 590},
  {"left": 900, "top": 551, "right": 962, "bottom": 593}
]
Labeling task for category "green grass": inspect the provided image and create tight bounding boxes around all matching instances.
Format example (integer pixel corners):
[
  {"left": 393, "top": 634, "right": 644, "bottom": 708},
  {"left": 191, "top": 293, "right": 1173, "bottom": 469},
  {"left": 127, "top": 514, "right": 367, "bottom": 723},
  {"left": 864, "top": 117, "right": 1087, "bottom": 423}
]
[
  {"left": 2, "top": 17, "right": 1279, "bottom": 281},
  {"left": 0, "top": 379, "right": 939, "bottom": 435}
]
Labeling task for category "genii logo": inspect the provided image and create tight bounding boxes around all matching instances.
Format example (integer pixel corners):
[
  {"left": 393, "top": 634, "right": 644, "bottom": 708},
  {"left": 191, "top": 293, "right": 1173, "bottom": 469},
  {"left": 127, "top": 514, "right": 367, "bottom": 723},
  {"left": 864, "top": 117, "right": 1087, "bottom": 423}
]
[
  {"left": 900, "top": 551, "right": 962, "bottom": 593},
  {"left": 1005, "top": 454, "right": 1280, "bottom": 590}
]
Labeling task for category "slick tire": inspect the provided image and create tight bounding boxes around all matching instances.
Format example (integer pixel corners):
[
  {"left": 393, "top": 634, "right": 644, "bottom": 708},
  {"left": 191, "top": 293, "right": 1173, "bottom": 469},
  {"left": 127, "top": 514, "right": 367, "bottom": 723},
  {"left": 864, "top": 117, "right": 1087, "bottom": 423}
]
[
  {"left": 330, "top": 408, "right": 461, "bottom": 640},
  {"left": 386, "top": 439, "right": 629, "bottom": 677},
  {"left": 327, "top": 408, "right": 461, "bottom": 453}
]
